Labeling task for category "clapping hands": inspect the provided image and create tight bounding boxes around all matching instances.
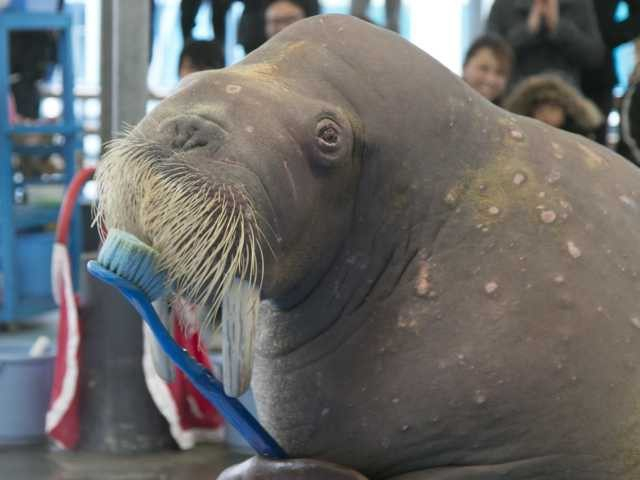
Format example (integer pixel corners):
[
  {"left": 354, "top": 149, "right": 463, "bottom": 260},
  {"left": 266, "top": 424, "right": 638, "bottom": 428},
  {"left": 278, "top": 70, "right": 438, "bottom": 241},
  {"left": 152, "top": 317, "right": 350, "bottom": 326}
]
[{"left": 527, "top": 0, "right": 559, "bottom": 34}]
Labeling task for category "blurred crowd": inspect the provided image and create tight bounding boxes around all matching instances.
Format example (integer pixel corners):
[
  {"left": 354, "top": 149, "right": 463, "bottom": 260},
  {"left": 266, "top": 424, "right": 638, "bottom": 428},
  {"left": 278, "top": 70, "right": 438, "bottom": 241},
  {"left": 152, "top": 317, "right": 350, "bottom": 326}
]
[
  {"left": 176, "top": 0, "right": 640, "bottom": 165},
  {"left": 178, "top": 0, "right": 322, "bottom": 78},
  {"left": 6, "top": 0, "right": 640, "bottom": 170},
  {"left": 462, "top": 0, "right": 640, "bottom": 165},
  {"left": 177, "top": 0, "right": 401, "bottom": 79}
]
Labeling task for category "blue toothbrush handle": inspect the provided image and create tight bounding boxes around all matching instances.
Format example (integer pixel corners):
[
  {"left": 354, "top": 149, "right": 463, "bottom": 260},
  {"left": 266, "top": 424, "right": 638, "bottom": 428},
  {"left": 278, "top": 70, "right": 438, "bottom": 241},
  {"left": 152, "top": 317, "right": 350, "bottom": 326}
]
[{"left": 86, "top": 261, "right": 287, "bottom": 459}]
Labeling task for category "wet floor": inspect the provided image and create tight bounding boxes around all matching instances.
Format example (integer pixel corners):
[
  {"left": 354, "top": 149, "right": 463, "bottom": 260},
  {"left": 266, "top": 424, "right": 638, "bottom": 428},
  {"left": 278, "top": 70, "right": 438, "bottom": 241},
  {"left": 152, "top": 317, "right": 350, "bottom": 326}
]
[{"left": 0, "top": 442, "right": 250, "bottom": 480}]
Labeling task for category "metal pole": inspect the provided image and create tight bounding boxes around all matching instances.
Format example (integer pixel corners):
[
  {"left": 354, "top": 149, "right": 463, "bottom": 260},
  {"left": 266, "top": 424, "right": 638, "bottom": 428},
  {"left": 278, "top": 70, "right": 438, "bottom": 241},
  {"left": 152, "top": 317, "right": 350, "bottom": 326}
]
[
  {"left": 100, "top": 0, "right": 149, "bottom": 144},
  {"left": 0, "top": 18, "right": 16, "bottom": 322},
  {"left": 99, "top": 0, "right": 112, "bottom": 148},
  {"left": 89, "top": 0, "right": 173, "bottom": 453}
]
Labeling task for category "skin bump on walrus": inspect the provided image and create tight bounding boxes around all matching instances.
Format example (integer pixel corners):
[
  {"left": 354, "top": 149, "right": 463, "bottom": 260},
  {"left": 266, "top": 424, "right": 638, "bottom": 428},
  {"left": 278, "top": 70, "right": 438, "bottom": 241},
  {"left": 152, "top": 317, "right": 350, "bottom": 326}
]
[{"left": 95, "top": 14, "right": 640, "bottom": 480}]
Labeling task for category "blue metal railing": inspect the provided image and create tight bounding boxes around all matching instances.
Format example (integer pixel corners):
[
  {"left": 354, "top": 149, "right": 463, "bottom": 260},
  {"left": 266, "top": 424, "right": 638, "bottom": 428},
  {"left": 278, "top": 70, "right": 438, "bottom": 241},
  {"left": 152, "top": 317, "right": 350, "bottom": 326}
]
[{"left": 0, "top": 13, "right": 81, "bottom": 322}]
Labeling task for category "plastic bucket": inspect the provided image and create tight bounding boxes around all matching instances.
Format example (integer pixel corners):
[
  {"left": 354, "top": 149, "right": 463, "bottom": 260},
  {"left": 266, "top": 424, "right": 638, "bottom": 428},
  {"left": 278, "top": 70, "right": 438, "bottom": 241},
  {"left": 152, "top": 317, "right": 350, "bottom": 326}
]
[{"left": 0, "top": 344, "right": 55, "bottom": 445}]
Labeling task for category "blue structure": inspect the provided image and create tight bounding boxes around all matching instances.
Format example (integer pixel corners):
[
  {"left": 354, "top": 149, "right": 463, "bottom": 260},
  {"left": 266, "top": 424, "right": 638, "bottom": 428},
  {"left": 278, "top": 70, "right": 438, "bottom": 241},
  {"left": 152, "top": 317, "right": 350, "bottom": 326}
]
[{"left": 0, "top": 13, "right": 80, "bottom": 323}]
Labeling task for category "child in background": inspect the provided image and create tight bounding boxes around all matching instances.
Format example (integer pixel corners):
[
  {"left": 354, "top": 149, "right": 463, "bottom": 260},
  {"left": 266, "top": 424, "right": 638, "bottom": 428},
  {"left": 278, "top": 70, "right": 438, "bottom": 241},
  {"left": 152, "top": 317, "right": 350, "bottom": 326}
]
[
  {"left": 462, "top": 34, "right": 513, "bottom": 105},
  {"left": 503, "top": 73, "right": 603, "bottom": 138},
  {"left": 178, "top": 40, "right": 225, "bottom": 80}
]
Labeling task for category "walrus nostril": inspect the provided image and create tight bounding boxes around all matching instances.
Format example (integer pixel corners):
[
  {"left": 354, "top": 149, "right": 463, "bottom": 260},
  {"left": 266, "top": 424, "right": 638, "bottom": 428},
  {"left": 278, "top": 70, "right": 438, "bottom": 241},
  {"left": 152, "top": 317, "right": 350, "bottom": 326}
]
[{"left": 160, "top": 115, "right": 225, "bottom": 152}]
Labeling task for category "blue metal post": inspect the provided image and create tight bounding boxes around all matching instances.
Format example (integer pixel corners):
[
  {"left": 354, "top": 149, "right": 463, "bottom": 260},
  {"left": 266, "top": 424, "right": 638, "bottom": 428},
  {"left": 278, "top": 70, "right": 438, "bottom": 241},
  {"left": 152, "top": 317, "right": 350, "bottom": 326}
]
[
  {"left": 58, "top": 14, "right": 80, "bottom": 287},
  {"left": 0, "top": 13, "right": 79, "bottom": 322},
  {"left": 0, "top": 18, "right": 16, "bottom": 322}
]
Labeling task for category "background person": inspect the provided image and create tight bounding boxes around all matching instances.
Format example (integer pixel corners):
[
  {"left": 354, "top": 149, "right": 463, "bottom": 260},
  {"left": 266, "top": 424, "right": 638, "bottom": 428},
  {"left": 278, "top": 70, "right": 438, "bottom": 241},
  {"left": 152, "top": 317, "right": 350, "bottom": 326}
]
[
  {"left": 238, "top": 0, "right": 319, "bottom": 53},
  {"left": 581, "top": 0, "right": 640, "bottom": 145},
  {"left": 178, "top": 40, "right": 225, "bottom": 79},
  {"left": 265, "top": 0, "right": 307, "bottom": 39},
  {"left": 504, "top": 73, "right": 603, "bottom": 138},
  {"left": 487, "top": 0, "right": 604, "bottom": 88},
  {"left": 462, "top": 34, "right": 513, "bottom": 105},
  {"left": 180, "top": 0, "right": 231, "bottom": 48}
]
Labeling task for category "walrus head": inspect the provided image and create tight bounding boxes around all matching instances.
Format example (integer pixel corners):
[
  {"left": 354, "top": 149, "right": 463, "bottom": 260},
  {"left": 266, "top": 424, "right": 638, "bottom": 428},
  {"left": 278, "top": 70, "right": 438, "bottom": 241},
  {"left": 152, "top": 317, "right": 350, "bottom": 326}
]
[
  {"left": 96, "top": 13, "right": 481, "bottom": 401},
  {"left": 95, "top": 65, "right": 363, "bottom": 396}
]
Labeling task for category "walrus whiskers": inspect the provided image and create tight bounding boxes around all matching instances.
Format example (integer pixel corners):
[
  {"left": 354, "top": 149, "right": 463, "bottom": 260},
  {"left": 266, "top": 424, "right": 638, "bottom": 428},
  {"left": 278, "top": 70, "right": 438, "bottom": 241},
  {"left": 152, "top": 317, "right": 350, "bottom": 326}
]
[
  {"left": 142, "top": 172, "right": 263, "bottom": 327},
  {"left": 95, "top": 134, "right": 267, "bottom": 395}
]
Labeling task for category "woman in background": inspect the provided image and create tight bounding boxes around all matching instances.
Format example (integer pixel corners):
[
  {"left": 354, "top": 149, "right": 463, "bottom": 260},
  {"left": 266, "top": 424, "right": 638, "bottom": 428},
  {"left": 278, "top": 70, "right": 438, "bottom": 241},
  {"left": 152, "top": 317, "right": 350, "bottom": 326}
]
[{"left": 462, "top": 34, "right": 514, "bottom": 105}]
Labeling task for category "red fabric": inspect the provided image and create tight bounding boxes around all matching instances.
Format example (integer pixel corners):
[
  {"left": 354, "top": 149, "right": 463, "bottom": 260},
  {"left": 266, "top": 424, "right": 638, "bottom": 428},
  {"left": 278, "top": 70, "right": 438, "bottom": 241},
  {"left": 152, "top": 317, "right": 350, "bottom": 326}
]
[
  {"left": 47, "top": 272, "right": 68, "bottom": 424},
  {"left": 48, "top": 168, "right": 223, "bottom": 449},
  {"left": 46, "top": 244, "right": 81, "bottom": 449},
  {"left": 47, "top": 286, "right": 80, "bottom": 448},
  {"left": 46, "top": 168, "right": 94, "bottom": 449},
  {"left": 170, "top": 313, "right": 224, "bottom": 432}
]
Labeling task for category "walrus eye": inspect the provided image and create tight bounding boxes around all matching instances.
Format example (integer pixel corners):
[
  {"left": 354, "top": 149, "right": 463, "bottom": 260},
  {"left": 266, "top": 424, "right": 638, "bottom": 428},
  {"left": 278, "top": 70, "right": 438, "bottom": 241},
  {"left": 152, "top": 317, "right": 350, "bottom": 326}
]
[
  {"left": 316, "top": 118, "right": 341, "bottom": 154},
  {"left": 319, "top": 125, "right": 338, "bottom": 145}
]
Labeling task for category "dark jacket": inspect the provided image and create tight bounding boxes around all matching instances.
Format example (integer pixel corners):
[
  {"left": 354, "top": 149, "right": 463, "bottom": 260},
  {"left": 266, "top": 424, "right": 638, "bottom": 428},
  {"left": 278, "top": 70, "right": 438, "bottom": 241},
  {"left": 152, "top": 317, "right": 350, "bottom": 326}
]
[
  {"left": 581, "top": 0, "right": 640, "bottom": 103},
  {"left": 238, "top": 0, "right": 320, "bottom": 54},
  {"left": 487, "top": 0, "right": 605, "bottom": 87},
  {"left": 503, "top": 73, "right": 604, "bottom": 137},
  {"left": 180, "top": 0, "right": 320, "bottom": 55}
]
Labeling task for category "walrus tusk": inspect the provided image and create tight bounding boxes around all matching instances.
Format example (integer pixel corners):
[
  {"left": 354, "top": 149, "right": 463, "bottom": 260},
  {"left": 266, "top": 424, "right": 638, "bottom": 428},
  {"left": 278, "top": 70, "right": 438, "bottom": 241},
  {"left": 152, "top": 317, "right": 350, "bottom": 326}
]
[
  {"left": 222, "top": 278, "right": 260, "bottom": 397},
  {"left": 147, "top": 296, "right": 176, "bottom": 382}
]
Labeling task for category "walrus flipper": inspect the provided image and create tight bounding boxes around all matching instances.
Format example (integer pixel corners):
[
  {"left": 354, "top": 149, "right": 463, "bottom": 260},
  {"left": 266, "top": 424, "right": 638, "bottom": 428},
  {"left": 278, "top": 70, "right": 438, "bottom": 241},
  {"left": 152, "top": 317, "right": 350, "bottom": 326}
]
[{"left": 217, "top": 457, "right": 368, "bottom": 480}]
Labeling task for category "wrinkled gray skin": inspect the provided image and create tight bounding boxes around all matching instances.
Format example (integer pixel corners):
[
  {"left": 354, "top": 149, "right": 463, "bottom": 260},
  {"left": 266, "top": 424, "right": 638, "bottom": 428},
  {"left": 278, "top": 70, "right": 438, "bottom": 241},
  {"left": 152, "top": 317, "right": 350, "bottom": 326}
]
[{"left": 131, "top": 15, "right": 640, "bottom": 480}]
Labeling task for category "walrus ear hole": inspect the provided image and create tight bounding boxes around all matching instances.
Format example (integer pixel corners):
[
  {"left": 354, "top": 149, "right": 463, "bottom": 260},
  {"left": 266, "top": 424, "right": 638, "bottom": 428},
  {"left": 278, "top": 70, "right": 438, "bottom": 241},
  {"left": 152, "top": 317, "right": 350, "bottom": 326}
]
[{"left": 315, "top": 118, "right": 344, "bottom": 164}]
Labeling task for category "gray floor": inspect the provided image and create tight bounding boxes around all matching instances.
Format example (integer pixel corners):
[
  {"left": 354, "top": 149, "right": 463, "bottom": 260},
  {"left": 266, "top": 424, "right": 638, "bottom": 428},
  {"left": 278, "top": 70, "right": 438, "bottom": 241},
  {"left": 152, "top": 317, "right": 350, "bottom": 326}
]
[{"left": 0, "top": 442, "right": 249, "bottom": 479}]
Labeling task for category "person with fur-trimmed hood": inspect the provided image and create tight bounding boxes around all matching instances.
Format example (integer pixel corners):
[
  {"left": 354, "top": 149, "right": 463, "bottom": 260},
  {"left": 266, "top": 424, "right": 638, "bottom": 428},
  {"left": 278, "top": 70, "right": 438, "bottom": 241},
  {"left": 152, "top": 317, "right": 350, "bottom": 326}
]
[{"left": 503, "top": 73, "right": 604, "bottom": 138}]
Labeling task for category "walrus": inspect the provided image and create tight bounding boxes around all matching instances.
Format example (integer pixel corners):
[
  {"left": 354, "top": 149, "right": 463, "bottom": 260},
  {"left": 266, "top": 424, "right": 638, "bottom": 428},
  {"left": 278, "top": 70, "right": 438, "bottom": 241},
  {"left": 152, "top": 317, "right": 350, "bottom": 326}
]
[{"left": 95, "top": 14, "right": 640, "bottom": 480}]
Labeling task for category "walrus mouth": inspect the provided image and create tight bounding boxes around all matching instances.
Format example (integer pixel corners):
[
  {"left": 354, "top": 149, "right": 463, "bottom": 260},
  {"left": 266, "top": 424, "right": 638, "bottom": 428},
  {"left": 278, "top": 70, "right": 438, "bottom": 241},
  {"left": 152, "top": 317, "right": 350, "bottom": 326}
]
[{"left": 95, "top": 134, "right": 268, "bottom": 397}]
